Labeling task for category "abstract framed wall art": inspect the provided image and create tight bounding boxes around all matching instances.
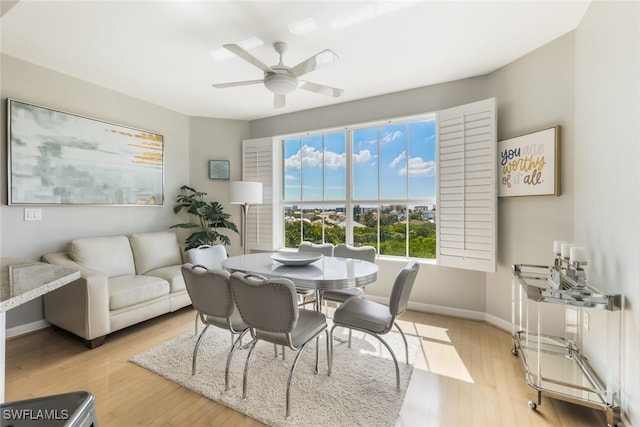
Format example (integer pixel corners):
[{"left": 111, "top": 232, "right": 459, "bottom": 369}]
[
  {"left": 498, "top": 125, "right": 560, "bottom": 197},
  {"left": 7, "top": 99, "right": 164, "bottom": 205},
  {"left": 209, "top": 160, "right": 230, "bottom": 180}
]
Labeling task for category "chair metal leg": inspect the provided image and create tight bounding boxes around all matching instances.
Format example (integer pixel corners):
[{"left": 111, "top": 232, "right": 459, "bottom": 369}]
[
  {"left": 192, "top": 324, "right": 210, "bottom": 376},
  {"left": 394, "top": 321, "right": 410, "bottom": 365},
  {"left": 315, "top": 335, "right": 319, "bottom": 374},
  {"left": 329, "top": 325, "right": 337, "bottom": 375},
  {"left": 242, "top": 339, "right": 259, "bottom": 399},
  {"left": 331, "top": 324, "right": 400, "bottom": 390},
  {"left": 369, "top": 332, "right": 400, "bottom": 390},
  {"left": 274, "top": 344, "right": 285, "bottom": 360},
  {"left": 325, "top": 329, "right": 332, "bottom": 376},
  {"left": 225, "top": 329, "right": 249, "bottom": 391},
  {"left": 194, "top": 312, "right": 199, "bottom": 336},
  {"left": 332, "top": 324, "right": 352, "bottom": 346},
  {"left": 286, "top": 341, "right": 310, "bottom": 418}
]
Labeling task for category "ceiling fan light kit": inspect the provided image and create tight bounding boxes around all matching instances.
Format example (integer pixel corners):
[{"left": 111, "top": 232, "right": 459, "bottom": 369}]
[
  {"left": 264, "top": 72, "right": 298, "bottom": 94},
  {"left": 213, "top": 41, "right": 342, "bottom": 108}
]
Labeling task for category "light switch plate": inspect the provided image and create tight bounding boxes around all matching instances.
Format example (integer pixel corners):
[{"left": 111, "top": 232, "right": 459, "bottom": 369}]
[{"left": 24, "top": 208, "right": 42, "bottom": 221}]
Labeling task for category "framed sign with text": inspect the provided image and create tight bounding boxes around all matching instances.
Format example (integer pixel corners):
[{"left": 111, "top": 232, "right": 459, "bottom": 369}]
[{"left": 498, "top": 126, "right": 560, "bottom": 197}]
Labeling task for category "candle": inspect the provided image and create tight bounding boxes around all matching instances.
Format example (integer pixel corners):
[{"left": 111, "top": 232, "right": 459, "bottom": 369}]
[
  {"left": 553, "top": 240, "right": 566, "bottom": 255},
  {"left": 561, "top": 243, "right": 574, "bottom": 258},
  {"left": 570, "top": 246, "right": 588, "bottom": 263}
]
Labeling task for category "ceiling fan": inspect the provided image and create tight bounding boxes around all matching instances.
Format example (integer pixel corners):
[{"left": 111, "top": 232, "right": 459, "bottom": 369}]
[{"left": 212, "top": 42, "right": 343, "bottom": 108}]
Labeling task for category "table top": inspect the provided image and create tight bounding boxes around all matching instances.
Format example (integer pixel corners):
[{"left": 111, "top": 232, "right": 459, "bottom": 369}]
[
  {"left": 222, "top": 252, "right": 378, "bottom": 291},
  {"left": 0, "top": 258, "right": 80, "bottom": 312}
]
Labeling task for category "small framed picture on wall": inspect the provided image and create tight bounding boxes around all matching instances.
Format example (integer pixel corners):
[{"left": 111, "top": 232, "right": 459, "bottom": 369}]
[{"left": 209, "top": 160, "right": 230, "bottom": 180}]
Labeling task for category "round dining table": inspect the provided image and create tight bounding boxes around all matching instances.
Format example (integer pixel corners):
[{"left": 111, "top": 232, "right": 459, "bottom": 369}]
[{"left": 221, "top": 252, "right": 378, "bottom": 308}]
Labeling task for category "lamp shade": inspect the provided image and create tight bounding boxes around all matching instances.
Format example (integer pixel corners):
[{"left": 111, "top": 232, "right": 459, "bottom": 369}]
[{"left": 229, "top": 181, "right": 263, "bottom": 205}]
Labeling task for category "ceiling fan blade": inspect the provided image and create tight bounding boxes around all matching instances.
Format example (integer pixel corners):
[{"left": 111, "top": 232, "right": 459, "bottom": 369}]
[
  {"left": 274, "top": 94, "right": 286, "bottom": 108},
  {"left": 299, "top": 81, "right": 343, "bottom": 98},
  {"left": 224, "top": 44, "right": 273, "bottom": 73},
  {"left": 290, "top": 49, "right": 338, "bottom": 77},
  {"left": 212, "top": 80, "right": 263, "bottom": 89}
]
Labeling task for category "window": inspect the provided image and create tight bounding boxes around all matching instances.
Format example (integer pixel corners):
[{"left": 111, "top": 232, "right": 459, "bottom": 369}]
[
  {"left": 281, "top": 115, "right": 437, "bottom": 259},
  {"left": 283, "top": 132, "right": 347, "bottom": 247},
  {"left": 243, "top": 98, "right": 496, "bottom": 272}
]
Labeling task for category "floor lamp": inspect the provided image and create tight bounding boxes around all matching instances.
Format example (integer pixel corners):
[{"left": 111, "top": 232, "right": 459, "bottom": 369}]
[{"left": 229, "top": 181, "right": 263, "bottom": 254}]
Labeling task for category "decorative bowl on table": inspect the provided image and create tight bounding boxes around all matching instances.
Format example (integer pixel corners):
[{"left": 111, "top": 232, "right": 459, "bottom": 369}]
[{"left": 270, "top": 252, "right": 323, "bottom": 266}]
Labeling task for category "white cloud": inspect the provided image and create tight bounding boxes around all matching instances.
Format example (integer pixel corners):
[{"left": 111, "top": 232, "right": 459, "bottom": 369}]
[
  {"left": 389, "top": 151, "right": 406, "bottom": 168},
  {"left": 353, "top": 149, "right": 372, "bottom": 163},
  {"left": 284, "top": 144, "right": 345, "bottom": 169},
  {"left": 324, "top": 150, "right": 345, "bottom": 169},
  {"left": 381, "top": 130, "right": 403, "bottom": 144},
  {"left": 398, "top": 157, "right": 436, "bottom": 176}
]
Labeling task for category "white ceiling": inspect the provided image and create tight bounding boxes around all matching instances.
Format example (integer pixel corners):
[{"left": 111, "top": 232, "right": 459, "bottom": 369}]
[{"left": 1, "top": 1, "right": 590, "bottom": 121}]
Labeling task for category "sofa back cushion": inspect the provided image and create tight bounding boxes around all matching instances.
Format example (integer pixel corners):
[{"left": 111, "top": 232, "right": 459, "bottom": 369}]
[
  {"left": 129, "top": 232, "right": 183, "bottom": 275},
  {"left": 68, "top": 235, "right": 136, "bottom": 277}
]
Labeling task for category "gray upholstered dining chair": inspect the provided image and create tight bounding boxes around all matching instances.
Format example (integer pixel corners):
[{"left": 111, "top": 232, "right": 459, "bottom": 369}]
[
  {"left": 229, "top": 271, "right": 331, "bottom": 418},
  {"left": 298, "top": 241, "right": 335, "bottom": 256},
  {"left": 184, "top": 244, "right": 228, "bottom": 335},
  {"left": 323, "top": 243, "right": 376, "bottom": 305},
  {"left": 297, "top": 241, "right": 335, "bottom": 308},
  {"left": 180, "top": 264, "right": 248, "bottom": 390},
  {"left": 330, "top": 260, "right": 419, "bottom": 390}
]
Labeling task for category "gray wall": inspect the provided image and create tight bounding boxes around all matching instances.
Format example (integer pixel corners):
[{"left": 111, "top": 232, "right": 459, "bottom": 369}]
[
  {"left": 0, "top": 55, "right": 194, "bottom": 329},
  {"left": 574, "top": 2, "right": 639, "bottom": 424},
  {"left": 0, "top": 56, "right": 251, "bottom": 329},
  {"left": 0, "top": 55, "right": 191, "bottom": 328},
  {"left": 187, "top": 116, "right": 251, "bottom": 254},
  {"left": 486, "top": 32, "right": 576, "bottom": 325},
  {"left": 250, "top": 76, "right": 489, "bottom": 138}
]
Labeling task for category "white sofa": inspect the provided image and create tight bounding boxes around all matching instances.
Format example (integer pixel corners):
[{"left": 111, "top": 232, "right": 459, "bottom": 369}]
[{"left": 42, "top": 231, "right": 191, "bottom": 348}]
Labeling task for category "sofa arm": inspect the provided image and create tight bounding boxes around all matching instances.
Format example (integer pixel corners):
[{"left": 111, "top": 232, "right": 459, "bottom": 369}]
[{"left": 42, "top": 252, "right": 111, "bottom": 343}]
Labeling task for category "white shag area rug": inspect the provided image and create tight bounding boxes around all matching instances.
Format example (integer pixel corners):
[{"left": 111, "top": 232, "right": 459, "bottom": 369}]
[{"left": 130, "top": 324, "right": 420, "bottom": 427}]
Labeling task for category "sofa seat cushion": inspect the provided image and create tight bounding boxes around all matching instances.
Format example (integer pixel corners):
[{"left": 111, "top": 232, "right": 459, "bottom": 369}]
[
  {"left": 109, "top": 275, "right": 170, "bottom": 311},
  {"left": 146, "top": 265, "right": 185, "bottom": 293}
]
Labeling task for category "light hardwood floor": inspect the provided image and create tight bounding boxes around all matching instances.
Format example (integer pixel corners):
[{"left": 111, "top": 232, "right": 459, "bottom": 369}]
[{"left": 6, "top": 307, "right": 607, "bottom": 426}]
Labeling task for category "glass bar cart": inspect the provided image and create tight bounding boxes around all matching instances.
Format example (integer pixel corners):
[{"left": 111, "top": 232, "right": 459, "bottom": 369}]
[{"left": 511, "top": 263, "right": 622, "bottom": 426}]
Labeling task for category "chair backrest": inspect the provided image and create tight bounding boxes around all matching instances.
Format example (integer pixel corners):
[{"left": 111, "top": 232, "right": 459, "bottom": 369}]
[
  {"left": 298, "top": 241, "right": 334, "bottom": 256},
  {"left": 184, "top": 244, "right": 228, "bottom": 270},
  {"left": 334, "top": 243, "right": 376, "bottom": 263},
  {"left": 181, "top": 264, "right": 234, "bottom": 319},
  {"left": 229, "top": 272, "right": 298, "bottom": 333},
  {"left": 389, "top": 261, "right": 419, "bottom": 317}
]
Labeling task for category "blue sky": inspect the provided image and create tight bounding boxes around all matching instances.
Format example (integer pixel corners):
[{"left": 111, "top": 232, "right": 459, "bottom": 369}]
[{"left": 284, "top": 119, "right": 435, "bottom": 202}]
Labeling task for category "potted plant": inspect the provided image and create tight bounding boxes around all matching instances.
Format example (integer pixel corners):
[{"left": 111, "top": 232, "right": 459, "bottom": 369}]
[{"left": 171, "top": 185, "right": 238, "bottom": 250}]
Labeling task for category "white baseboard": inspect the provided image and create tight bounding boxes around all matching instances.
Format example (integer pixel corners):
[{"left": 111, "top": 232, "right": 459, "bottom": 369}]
[
  {"left": 366, "top": 295, "right": 511, "bottom": 332},
  {"left": 6, "top": 320, "right": 50, "bottom": 339},
  {"left": 483, "top": 313, "right": 513, "bottom": 333}
]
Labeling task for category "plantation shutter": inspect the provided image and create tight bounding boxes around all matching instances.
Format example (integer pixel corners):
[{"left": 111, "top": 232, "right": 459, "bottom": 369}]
[
  {"left": 436, "top": 98, "right": 497, "bottom": 273},
  {"left": 242, "top": 138, "right": 275, "bottom": 252}
]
